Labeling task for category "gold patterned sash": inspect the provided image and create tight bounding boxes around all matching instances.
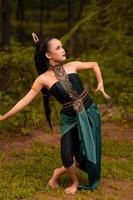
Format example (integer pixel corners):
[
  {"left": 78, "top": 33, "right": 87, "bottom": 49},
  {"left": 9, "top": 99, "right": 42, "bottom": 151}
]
[{"left": 49, "top": 64, "right": 85, "bottom": 113}]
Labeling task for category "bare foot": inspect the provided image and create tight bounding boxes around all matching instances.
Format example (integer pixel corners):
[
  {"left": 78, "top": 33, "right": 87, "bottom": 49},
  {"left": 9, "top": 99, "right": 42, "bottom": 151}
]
[
  {"left": 47, "top": 168, "right": 60, "bottom": 188},
  {"left": 47, "top": 167, "right": 65, "bottom": 188},
  {"left": 65, "top": 181, "right": 79, "bottom": 195}
]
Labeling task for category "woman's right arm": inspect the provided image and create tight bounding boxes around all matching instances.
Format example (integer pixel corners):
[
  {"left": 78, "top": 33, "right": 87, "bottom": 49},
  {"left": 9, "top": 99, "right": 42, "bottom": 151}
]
[{"left": 0, "top": 76, "right": 44, "bottom": 121}]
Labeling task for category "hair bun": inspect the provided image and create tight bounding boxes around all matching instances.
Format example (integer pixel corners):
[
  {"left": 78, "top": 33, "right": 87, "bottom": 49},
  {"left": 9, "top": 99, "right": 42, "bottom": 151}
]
[{"left": 32, "top": 32, "right": 39, "bottom": 43}]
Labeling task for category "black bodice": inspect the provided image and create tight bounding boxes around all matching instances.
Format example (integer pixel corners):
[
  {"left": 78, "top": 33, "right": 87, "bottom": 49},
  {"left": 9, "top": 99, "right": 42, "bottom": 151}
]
[
  {"left": 49, "top": 73, "right": 84, "bottom": 104},
  {"left": 49, "top": 73, "right": 93, "bottom": 115}
]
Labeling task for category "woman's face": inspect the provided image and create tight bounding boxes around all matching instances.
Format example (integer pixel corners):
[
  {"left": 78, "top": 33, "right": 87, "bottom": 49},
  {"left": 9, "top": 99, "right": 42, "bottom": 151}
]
[{"left": 46, "top": 38, "right": 66, "bottom": 63}]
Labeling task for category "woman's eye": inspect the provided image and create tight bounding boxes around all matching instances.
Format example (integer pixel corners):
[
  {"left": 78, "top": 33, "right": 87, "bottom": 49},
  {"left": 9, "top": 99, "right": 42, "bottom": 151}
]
[{"left": 56, "top": 46, "right": 60, "bottom": 50}]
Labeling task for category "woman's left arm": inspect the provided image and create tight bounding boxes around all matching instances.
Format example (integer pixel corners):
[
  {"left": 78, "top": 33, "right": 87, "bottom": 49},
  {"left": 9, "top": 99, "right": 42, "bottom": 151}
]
[{"left": 73, "top": 61, "right": 111, "bottom": 99}]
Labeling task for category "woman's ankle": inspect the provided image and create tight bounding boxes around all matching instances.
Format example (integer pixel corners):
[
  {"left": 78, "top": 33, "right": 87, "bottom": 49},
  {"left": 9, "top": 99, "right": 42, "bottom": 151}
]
[{"left": 54, "top": 166, "right": 66, "bottom": 175}]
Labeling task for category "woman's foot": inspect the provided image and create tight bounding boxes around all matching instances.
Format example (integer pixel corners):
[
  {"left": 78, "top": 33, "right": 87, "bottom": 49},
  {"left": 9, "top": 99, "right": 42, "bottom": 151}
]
[
  {"left": 47, "top": 167, "right": 66, "bottom": 188},
  {"left": 65, "top": 180, "right": 79, "bottom": 195},
  {"left": 47, "top": 168, "right": 60, "bottom": 188}
]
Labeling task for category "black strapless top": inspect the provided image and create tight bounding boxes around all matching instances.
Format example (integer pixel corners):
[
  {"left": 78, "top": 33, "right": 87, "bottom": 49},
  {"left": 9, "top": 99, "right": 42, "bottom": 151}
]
[
  {"left": 49, "top": 73, "right": 93, "bottom": 115},
  {"left": 49, "top": 73, "right": 83, "bottom": 103}
]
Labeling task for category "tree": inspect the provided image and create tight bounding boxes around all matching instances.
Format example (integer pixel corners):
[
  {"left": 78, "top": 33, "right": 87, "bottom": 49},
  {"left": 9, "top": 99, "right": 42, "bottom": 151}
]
[
  {"left": 39, "top": 0, "right": 44, "bottom": 36},
  {"left": 16, "top": 0, "right": 25, "bottom": 21},
  {"left": 1, "top": 0, "right": 11, "bottom": 48},
  {"left": 66, "top": 0, "right": 86, "bottom": 56}
]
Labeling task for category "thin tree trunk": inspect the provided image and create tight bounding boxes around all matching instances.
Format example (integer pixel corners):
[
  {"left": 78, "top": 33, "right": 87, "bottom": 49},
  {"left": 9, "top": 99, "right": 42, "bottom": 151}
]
[
  {"left": 39, "top": 0, "right": 44, "bottom": 36},
  {"left": 66, "top": 0, "right": 85, "bottom": 56},
  {"left": 45, "top": 0, "right": 50, "bottom": 20},
  {"left": 16, "top": 0, "right": 25, "bottom": 21},
  {"left": 67, "top": 0, "right": 74, "bottom": 28},
  {"left": 1, "top": 0, "right": 11, "bottom": 47}
]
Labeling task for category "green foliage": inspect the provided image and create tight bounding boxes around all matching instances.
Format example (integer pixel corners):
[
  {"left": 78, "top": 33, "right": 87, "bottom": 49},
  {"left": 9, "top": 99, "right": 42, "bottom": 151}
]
[
  {"left": 0, "top": 47, "right": 46, "bottom": 136},
  {"left": 61, "top": 10, "right": 99, "bottom": 45},
  {"left": 60, "top": 1, "right": 132, "bottom": 120},
  {"left": 0, "top": 0, "right": 132, "bottom": 136},
  {"left": 76, "top": 0, "right": 132, "bottom": 119}
]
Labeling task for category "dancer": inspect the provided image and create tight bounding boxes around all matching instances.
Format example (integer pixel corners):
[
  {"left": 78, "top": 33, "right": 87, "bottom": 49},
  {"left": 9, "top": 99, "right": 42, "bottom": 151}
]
[{"left": 0, "top": 33, "right": 111, "bottom": 195}]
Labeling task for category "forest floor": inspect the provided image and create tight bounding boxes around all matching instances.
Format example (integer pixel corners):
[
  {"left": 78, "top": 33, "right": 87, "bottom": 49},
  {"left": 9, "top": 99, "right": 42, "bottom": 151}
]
[{"left": 0, "top": 121, "right": 133, "bottom": 200}]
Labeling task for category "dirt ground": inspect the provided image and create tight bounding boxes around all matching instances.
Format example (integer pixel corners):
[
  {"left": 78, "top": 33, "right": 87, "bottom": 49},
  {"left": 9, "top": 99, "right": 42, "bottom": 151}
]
[
  {"left": 0, "top": 122, "right": 133, "bottom": 200},
  {"left": 0, "top": 122, "right": 132, "bottom": 153}
]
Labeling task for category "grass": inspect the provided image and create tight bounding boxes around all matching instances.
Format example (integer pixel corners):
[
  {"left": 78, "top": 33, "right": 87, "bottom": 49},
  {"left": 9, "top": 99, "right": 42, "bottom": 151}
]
[
  {"left": 102, "top": 138, "right": 133, "bottom": 159},
  {"left": 0, "top": 139, "right": 133, "bottom": 200}
]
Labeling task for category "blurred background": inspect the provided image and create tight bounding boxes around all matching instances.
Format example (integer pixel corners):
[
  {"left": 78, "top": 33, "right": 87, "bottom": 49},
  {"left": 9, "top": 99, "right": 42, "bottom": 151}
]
[{"left": 0, "top": 0, "right": 132, "bottom": 135}]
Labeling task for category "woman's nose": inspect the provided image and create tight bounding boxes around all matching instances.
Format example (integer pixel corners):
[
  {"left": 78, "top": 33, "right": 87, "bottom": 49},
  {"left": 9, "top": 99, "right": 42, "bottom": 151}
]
[{"left": 62, "top": 49, "right": 65, "bottom": 53}]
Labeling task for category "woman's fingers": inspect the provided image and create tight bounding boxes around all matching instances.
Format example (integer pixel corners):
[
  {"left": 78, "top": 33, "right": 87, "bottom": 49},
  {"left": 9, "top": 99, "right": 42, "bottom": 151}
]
[
  {"left": 95, "top": 88, "right": 99, "bottom": 92},
  {"left": 102, "top": 91, "right": 111, "bottom": 99},
  {"left": 95, "top": 88, "right": 111, "bottom": 99}
]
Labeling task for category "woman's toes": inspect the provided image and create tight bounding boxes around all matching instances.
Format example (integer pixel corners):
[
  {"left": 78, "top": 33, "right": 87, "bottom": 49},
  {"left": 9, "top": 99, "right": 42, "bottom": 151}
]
[
  {"left": 64, "top": 182, "right": 79, "bottom": 195},
  {"left": 47, "top": 180, "right": 59, "bottom": 188}
]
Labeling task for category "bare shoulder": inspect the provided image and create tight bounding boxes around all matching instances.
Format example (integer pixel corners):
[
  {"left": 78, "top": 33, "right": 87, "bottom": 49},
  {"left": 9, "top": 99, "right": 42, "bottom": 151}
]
[
  {"left": 65, "top": 60, "right": 98, "bottom": 71},
  {"left": 64, "top": 61, "right": 82, "bottom": 72},
  {"left": 37, "top": 73, "right": 48, "bottom": 87},
  {"left": 32, "top": 73, "right": 47, "bottom": 88}
]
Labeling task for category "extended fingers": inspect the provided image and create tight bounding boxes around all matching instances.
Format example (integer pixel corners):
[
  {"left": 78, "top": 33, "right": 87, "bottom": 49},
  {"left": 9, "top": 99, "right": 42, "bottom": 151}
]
[
  {"left": 103, "top": 91, "right": 111, "bottom": 99},
  {"left": 95, "top": 88, "right": 111, "bottom": 99}
]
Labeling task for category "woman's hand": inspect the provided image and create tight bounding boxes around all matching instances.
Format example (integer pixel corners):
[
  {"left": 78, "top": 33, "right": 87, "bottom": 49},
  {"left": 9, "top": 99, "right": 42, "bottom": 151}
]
[{"left": 95, "top": 82, "right": 111, "bottom": 99}]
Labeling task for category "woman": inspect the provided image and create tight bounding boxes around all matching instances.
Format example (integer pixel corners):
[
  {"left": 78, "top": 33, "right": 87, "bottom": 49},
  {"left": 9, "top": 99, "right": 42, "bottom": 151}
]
[{"left": 0, "top": 33, "right": 111, "bottom": 195}]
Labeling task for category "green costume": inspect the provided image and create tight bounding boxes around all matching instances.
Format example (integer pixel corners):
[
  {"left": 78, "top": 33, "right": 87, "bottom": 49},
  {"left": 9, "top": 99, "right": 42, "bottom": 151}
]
[
  {"left": 60, "top": 101, "right": 101, "bottom": 190},
  {"left": 49, "top": 64, "right": 101, "bottom": 190}
]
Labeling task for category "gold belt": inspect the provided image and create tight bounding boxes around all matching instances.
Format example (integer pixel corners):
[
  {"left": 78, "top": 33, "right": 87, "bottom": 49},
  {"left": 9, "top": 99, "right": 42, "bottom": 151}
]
[{"left": 63, "top": 90, "right": 88, "bottom": 108}]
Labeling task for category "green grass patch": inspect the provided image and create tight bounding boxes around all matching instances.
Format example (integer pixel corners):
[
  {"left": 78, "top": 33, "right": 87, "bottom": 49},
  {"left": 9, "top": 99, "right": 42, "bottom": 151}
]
[
  {"left": 102, "top": 139, "right": 133, "bottom": 159},
  {"left": 0, "top": 143, "right": 61, "bottom": 200},
  {"left": 0, "top": 139, "right": 133, "bottom": 199},
  {"left": 102, "top": 159, "right": 133, "bottom": 181}
]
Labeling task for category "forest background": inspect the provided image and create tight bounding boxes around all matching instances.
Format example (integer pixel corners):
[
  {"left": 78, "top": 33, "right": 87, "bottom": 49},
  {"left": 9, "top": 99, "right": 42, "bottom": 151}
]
[
  {"left": 0, "top": 0, "right": 132, "bottom": 135},
  {"left": 0, "top": 1, "right": 133, "bottom": 200}
]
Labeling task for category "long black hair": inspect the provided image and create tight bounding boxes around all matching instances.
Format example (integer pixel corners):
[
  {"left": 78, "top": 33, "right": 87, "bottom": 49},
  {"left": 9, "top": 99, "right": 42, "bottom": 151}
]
[{"left": 33, "top": 35, "right": 55, "bottom": 133}]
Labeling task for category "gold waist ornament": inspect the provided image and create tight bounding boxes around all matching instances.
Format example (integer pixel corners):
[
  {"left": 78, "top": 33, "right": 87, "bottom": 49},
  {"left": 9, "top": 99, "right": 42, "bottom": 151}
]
[{"left": 49, "top": 64, "right": 85, "bottom": 113}]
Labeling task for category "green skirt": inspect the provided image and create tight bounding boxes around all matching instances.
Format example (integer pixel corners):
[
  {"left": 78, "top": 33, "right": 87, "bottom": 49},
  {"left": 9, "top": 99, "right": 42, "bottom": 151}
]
[{"left": 59, "top": 102, "right": 101, "bottom": 190}]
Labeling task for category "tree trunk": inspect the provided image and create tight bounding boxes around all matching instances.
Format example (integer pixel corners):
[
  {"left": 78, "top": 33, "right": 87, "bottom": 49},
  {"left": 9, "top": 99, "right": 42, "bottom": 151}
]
[
  {"left": 1, "top": 0, "right": 11, "bottom": 47},
  {"left": 16, "top": 0, "right": 25, "bottom": 21},
  {"left": 45, "top": 0, "right": 50, "bottom": 20},
  {"left": 66, "top": 0, "right": 85, "bottom": 56},
  {"left": 67, "top": 0, "right": 74, "bottom": 28},
  {"left": 39, "top": 0, "right": 44, "bottom": 36}
]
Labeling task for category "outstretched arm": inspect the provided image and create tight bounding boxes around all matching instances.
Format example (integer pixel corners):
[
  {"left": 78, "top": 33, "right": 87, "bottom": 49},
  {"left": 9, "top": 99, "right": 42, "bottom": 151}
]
[
  {"left": 0, "top": 76, "right": 44, "bottom": 121},
  {"left": 73, "top": 61, "right": 111, "bottom": 99}
]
